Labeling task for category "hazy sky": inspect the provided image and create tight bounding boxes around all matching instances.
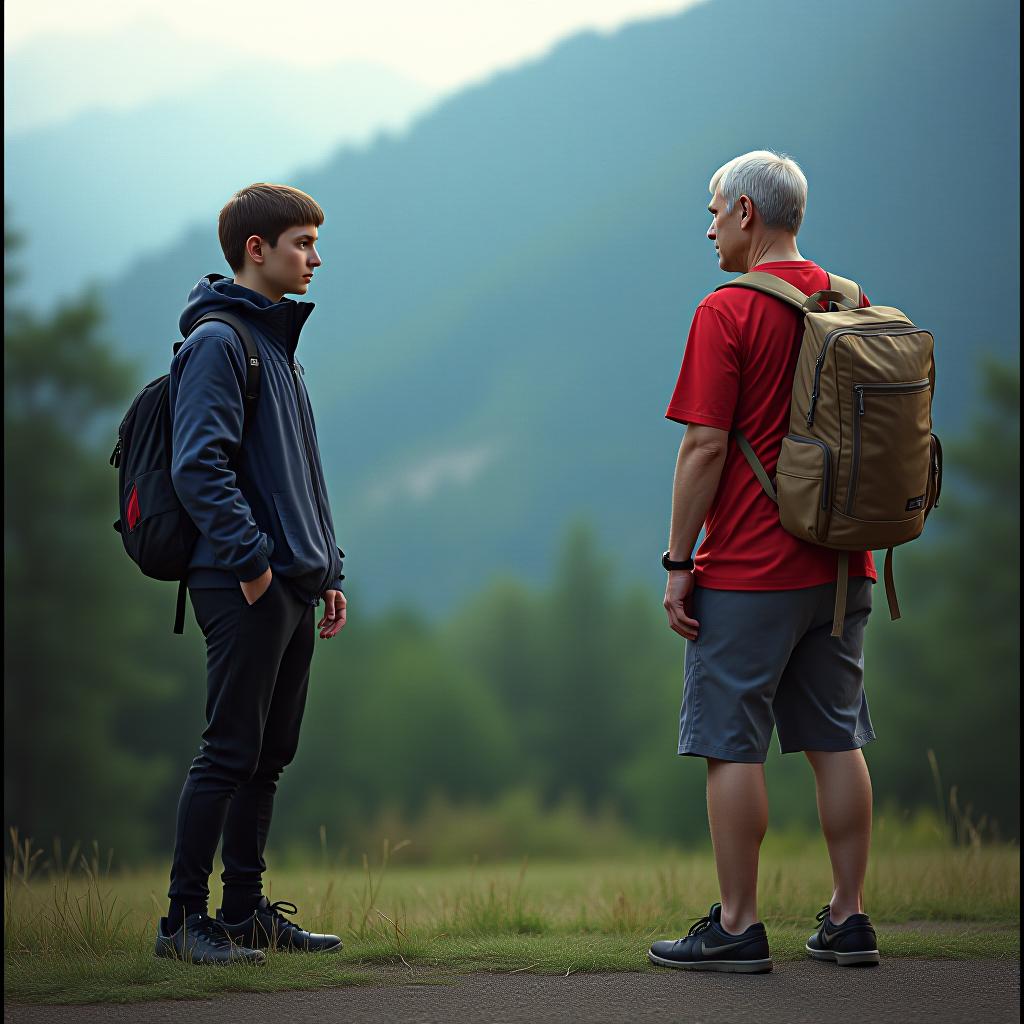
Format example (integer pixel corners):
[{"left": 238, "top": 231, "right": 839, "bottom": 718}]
[{"left": 4, "top": 0, "right": 703, "bottom": 90}]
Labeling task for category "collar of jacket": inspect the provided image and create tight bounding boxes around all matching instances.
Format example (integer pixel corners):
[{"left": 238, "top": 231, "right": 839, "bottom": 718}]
[{"left": 181, "top": 273, "right": 315, "bottom": 359}]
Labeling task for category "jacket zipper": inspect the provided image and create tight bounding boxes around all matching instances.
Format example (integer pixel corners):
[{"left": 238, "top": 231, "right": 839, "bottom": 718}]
[
  {"left": 291, "top": 362, "right": 336, "bottom": 595},
  {"left": 785, "top": 434, "right": 831, "bottom": 510},
  {"left": 847, "top": 379, "right": 930, "bottom": 515},
  {"left": 806, "top": 324, "right": 924, "bottom": 426}
]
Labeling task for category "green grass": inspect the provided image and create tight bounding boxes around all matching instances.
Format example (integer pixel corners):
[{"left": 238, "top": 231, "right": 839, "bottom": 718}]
[{"left": 4, "top": 834, "right": 1019, "bottom": 1006}]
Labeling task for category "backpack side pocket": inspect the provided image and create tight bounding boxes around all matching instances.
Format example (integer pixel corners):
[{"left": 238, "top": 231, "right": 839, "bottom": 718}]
[
  {"left": 924, "top": 432, "right": 943, "bottom": 518},
  {"left": 776, "top": 434, "right": 832, "bottom": 543}
]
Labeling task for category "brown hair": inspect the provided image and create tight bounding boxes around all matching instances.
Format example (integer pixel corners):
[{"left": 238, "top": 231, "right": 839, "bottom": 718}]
[{"left": 218, "top": 183, "right": 325, "bottom": 272}]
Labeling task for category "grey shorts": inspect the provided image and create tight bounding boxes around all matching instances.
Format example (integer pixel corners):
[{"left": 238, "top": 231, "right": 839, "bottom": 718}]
[{"left": 678, "top": 579, "right": 876, "bottom": 763}]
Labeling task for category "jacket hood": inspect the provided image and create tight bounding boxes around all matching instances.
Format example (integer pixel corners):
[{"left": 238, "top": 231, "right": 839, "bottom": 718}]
[{"left": 179, "top": 274, "right": 314, "bottom": 355}]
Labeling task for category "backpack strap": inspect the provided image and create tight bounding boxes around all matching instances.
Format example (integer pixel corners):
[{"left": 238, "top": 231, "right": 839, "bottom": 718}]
[
  {"left": 183, "top": 313, "right": 262, "bottom": 431},
  {"left": 832, "top": 548, "right": 899, "bottom": 638},
  {"left": 832, "top": 552, "right": 850, "bottom": 638},
  {"left": 826, "top": 272, "right": 863, "bottom": 308},
  {"left": 883, "top": 547, "right": 902, "bottom": 621},
  {"left": 732, "top": 431, "right": 778, "bottom": 504},
  {"left": 716, "top": 272, "right": 811, "bottom": 311},
  {"left": 173, "top": 579, "right": 189, "bottom": 636},
  {"left": 718, "top": 271, "right": 859, "bottom": 312}
]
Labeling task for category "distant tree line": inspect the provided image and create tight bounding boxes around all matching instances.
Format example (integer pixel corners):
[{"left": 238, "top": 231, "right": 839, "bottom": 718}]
[{"left": 4, "top": 228, "right": 1018, "bottom": 865}]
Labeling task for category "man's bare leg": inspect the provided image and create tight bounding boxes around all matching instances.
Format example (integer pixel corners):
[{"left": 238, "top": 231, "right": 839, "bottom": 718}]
[
  {"left": 805, "top": 748, "right": 873, "bottom": 924},
  {"left": 706, "top": 758, "right": 768, "bottom": 934}
]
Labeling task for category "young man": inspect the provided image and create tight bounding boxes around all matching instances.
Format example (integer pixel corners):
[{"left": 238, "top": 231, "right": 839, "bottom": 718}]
[
  {"left": 155, "top": 183, "right": 348, "bottom": 965},
  {"left": 648, "top": 152, "right": 880, "bottom": 973}
]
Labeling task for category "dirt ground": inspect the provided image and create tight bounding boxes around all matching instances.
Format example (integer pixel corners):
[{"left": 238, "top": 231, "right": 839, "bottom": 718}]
[{"left": 5, "top": 958, "right": 1020, "bottom": 1024}]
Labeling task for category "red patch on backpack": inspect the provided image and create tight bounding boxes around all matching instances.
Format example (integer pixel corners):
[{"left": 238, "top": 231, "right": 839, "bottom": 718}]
[{"left": 126, "top": 484, "right": 141, "bottom": 531}]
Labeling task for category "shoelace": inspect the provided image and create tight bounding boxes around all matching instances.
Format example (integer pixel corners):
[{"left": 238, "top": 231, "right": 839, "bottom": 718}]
[
  {"left": 815, "top": 905, "right": 831, "bottom": 927},
  {"left": 265, "top": 899, "right": 301, "bottom": 932},
  {"left": 686, "top": 913, "right": 715, "bottom": 937},
  {"left": 188, "top": 915, "right": 232, "bottom": 948}
]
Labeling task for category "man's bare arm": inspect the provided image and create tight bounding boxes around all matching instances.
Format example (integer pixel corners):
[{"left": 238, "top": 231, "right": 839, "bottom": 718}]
[
  {"left": 668, "top": 424, "right": 730, "bottom": 558},
  {"left": 664, "top": 424, "right": 729, "bottom": 639}
]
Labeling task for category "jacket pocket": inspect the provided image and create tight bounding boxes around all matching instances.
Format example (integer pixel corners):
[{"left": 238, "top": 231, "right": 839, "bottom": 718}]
[
  {"left": 776, "top": 434, "right": 832, "bottom": 542},
  {"left": 271, "top": 490, "right": 303, "bottom": 567}
]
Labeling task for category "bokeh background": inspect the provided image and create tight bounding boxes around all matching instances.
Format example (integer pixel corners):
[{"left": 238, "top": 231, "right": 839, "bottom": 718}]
[{"left": 4, "top": 0, "right": 1019, "bottom": 869}]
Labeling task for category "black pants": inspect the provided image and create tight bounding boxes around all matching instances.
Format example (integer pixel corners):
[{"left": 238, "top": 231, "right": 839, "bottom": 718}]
[{"left": 167, "top": 576, "right": 314, "bottom": 909}]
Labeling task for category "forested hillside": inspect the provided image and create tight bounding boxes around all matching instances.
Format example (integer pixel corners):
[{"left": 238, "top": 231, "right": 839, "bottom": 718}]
[{"left": 98, "top": 0, "right": 1020, "bottom": 611}]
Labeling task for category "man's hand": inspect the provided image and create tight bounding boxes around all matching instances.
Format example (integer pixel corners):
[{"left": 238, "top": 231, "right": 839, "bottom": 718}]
[
  {"left": 318, "top": 590, "right": 347, "bottom": 639},
  {"left": 664, "top": 570, "right": 699, "bottom": 640},
  {"left": 240, "top": 567, "right": 273, "bottom": 606}
]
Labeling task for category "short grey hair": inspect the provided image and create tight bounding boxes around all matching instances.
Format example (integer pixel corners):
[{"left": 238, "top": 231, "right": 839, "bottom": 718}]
[{"left": 709, "top": 150, "right": 808, "bottom": 233}]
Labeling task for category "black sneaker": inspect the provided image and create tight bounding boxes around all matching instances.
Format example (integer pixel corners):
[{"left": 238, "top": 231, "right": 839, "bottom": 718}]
[
  {"left": 154, "top": 912, "right": 266, "bottom": 965},
  {"left": 648, "top": 902, "right": 773, "bottom": 973},
  {"left": 216, "top": 897, "right": 343, "bottom": 953},
  {"left": 806, "top": 905, "right": 880, "bottom": 966}
]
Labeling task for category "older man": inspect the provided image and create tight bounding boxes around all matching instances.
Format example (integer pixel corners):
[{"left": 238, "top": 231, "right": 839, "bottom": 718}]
[{"left": 648, "top": 151, "right": 880, "bottom": 973}]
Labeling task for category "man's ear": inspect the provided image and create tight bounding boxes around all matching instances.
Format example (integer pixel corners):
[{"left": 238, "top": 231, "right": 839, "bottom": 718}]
[
  {"left": 738, "top": 195, "right": 755, "bottom": 228},
  {"left": 245, "top": 235, "right": 264, "bottom": 264}
]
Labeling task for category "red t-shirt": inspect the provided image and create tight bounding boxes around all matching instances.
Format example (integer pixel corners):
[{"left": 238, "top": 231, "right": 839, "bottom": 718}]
[{"left": 665, "top": 260, "right": 877, "bottom": 591}]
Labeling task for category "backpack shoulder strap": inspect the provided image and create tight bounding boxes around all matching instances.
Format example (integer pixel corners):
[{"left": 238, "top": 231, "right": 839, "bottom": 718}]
[
  {"left": 715, "top": 271, "right": 811, "bottom": 311},
  {"left": 718, "top": 271, "right": 859, "bottom": 312},
  {"left": 178, "top": 313, "right": 261, "bottom": 428},
  {"left": 826, "top": 272, "right": 863, "bottom": 308},
  {"left": 732, "top": 430, "right": 778, "bottom": 504}
]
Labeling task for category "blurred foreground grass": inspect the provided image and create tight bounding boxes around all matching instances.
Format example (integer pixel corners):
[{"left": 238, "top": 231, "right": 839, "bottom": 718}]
[{"left": 4, "top": 820, "right": 1019, "bottom": 1006}]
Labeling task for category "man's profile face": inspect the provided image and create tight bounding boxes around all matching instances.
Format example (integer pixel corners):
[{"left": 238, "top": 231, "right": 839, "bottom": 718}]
[
  {"left": 250, "top": 223, "right": 322, "bottom": 297},
  {"left": 707, "top": 189, "right": 744, "bottom": 272}
]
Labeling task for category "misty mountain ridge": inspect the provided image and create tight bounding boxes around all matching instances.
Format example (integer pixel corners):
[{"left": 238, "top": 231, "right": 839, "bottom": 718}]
[
  {"left": 4, "top": 21, "right": 434, "bottom": 301},
  {"left": 87, "top": 0, "right": 1018, "bottom": 612},
  {"left": 3, "top": 17, "right": 433, "bottom": 133}
]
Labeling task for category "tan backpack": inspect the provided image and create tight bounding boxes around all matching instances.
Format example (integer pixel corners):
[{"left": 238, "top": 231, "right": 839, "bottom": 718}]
[{"left": 717, "top": 271, "right": 943, "bottom": 637}]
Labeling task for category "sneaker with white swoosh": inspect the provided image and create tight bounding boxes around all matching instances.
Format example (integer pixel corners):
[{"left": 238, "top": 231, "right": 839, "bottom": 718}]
[
  {"left": 648, "top": 902, "right": 773, "bottom": 973},
  {"left": 806, "top": 905, "right": 880, "bottom": 966}
]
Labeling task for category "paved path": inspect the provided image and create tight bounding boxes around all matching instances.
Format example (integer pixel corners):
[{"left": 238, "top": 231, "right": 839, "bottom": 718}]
[{"left": 5, "top": 960, "right": 1019, "bottom": 1024}]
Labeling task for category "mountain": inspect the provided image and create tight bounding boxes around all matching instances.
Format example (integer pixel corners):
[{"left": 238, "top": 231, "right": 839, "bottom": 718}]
[
  {"left": 96, "top": 0, "right": 1019, "bottom": 612},
  {"left": 3, "top": 18, "right": 433, "bottom": 134},
  {"left": 4, "top": 25, "right": 434, "bottom": 301},
  {"left": 4, "top": 18, "right": 244, "bottom": 133}
]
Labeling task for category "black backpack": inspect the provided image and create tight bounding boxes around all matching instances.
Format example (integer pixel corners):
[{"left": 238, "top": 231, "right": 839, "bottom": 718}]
[{"left": 111, "top": 313, "right": 261, "bottom": 633}]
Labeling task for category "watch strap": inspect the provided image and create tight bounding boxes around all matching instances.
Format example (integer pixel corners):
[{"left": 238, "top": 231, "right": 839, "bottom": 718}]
[{"left": 662, "top": 550, "right": 695, "bottom": 572}]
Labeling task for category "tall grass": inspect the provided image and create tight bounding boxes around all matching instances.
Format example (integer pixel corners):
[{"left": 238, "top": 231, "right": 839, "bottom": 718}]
[
  {"left": 3, "top": 819, "right": 1019, "bottom": 1006},
  {"left": 4, "top": 829, "right": 140, "bottom": 958},
  {"left": 5, "top": 803, "right": 1018, "bottom": 958}
]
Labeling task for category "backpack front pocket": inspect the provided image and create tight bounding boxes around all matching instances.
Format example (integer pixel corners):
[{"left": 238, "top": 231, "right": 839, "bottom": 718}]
[
  {"left": 776, "top": 434, "right": 832, "bottom": 542},
  {"left": 121, "top": 469, "right": 196, "bottom": 580},
  {"left": 846, "top": 380, "right": 931, "bottom": 521}
]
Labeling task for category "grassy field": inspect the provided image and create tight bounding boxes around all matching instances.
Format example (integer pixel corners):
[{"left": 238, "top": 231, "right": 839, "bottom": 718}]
[{"left": 4, "top": 831, "right": 1019, "bottom": 1006}]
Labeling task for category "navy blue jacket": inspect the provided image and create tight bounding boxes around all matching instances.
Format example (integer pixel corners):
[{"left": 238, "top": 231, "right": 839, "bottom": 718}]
[{"left": 169, "top": 275, "right": 344, "bottom": 604}]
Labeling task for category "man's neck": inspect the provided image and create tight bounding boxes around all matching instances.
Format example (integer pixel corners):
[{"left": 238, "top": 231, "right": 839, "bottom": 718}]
[
  {"left": 744, "top": 233, "right": 803, "bottom": 271},
  {"left": 233, "top": 271, "right": 283, "bottom": 303}
]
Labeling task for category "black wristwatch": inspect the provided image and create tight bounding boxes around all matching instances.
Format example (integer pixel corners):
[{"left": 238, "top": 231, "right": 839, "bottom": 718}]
[{"left": 662, "top": 550, "right": 695, "bottom": 572}]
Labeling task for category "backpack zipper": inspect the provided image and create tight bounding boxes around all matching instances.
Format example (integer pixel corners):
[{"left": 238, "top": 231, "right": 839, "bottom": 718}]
[
  {"left": 847, "top": 379, "right": 930, "bottom": 515},
  {"left": 807, "top": 324, "right": 924, "bottom": 426}
]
